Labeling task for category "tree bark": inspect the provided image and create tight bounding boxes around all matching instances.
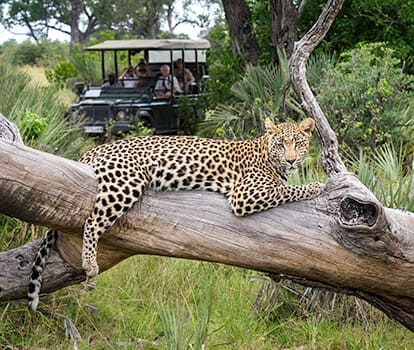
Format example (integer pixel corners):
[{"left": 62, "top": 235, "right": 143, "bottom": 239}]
[
  {"left": 70, "top": 0, "right": 82, "bottom": 51},
  {"left": 222, "top": 0, "right": 261, "bottom": 65}
]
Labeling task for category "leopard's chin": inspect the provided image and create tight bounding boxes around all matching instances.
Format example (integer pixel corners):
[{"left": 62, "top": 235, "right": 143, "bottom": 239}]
[{"left": 285, "top": 167, "right": 298, "bottom": 175}]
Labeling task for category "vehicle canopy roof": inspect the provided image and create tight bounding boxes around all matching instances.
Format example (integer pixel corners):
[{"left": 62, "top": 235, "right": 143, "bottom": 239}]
[
  {"left": 86, "top": 39, "right": 210, "bottom": 79},
  {"left": 85, "top": 39, "right": 211, "bottom": 51}
]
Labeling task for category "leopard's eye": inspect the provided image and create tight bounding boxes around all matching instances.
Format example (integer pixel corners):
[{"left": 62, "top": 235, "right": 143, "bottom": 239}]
[{"left": 273, "top": 138, "right": 284, "bottom": 146}]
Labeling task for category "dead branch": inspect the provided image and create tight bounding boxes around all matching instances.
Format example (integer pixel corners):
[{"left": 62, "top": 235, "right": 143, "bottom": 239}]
[{"left": 290, "top": 0, "right": 347, "bottom": 176}]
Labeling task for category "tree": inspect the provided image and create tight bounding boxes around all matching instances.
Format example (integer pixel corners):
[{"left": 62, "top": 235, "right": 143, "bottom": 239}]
[
  {"left": 221, "top": 0, "right": 308, "bottom": 65},
  {"left": 2, "top": 0, "right": 414, "bottom": 332},
  {"left": 0, "top": 0, "right": 98, "bottom": 44},
  {"left": 221, "top": 0, "right": 261, "bottom": 65},
  {"left": 0, "top": 0, "right": 173, "bottom": 44}
]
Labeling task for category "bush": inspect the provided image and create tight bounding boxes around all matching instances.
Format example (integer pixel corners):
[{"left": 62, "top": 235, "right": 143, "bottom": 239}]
[
  {"left": 311, "top": 42, "right": 414, "bottom": 154},
  {"left": 204, "top": 23, "right": 245, "bottom": 111},
  {"left": 20, "top": 111, "right": 48, "bottom": 140},
  {"left": 45, "top": 59, "right": 77, "bottom": 88}
]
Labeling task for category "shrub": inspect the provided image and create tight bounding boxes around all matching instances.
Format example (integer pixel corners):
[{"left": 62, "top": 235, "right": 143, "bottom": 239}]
[
  {"left": 0, "top": 39, "right": 70, "bottom": 67},
  {"left": 20, "top": 111, "right": 48, "bottom": 140},
  {"left": 45, "top": 59, "right": 77, "bottom": 89},
  {"left": 312, "top": 42, "right": 414, "bottom": 154},
  {"left": 204, "top": 23, "right": 245, "bottom": 111}
]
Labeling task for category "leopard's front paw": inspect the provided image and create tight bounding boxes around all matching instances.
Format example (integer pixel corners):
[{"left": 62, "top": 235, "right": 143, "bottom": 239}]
[{"left": 307, "top": 182, "right": 325, "bottom": 198}]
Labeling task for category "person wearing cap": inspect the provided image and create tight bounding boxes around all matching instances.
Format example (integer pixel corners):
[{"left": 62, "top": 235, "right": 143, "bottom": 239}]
[
  {"left": 102, "top": 72, "right": 121, "bottom": 88},
  {"left": 134, "top": 59, "right": 155, "bottom": 87}
]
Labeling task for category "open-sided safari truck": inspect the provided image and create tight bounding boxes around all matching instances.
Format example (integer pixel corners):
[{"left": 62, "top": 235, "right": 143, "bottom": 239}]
[{"left": 69, "top": 39, "right": 210, "bottom": 135}]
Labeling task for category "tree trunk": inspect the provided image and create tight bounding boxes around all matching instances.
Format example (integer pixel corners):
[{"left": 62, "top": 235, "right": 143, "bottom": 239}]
[
  {"left": 1, "top": 0, "right": 414, "bottom": 333},
  {"left": 222, "top": 0, "right": 261, "bottom": 65},
  {"left": 270, "top": 0, "right": 299, "bottom": 61},
  {"left": 70, "top": 0, "right": 82, "bottom": 51}
]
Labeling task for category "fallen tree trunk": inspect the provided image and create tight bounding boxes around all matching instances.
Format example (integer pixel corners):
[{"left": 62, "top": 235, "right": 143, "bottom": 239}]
[{"left": 0, "top": 139, "right": 414, "bottom": 331}]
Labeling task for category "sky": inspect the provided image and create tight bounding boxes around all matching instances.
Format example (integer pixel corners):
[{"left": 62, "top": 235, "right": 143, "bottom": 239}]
[
  {"left": 0, "top": 23, "right": 200, "bottom": 44},
  {"left": 0, "top": 23, "right": 70, "bottom": 43}
]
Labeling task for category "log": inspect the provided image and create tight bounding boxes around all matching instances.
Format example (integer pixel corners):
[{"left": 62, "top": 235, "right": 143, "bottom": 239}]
[{"left": 0, "top": 139, "right": 414, "bottom": 331}]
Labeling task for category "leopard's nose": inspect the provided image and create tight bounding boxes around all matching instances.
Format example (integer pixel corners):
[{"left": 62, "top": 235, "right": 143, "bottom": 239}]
[{"left": 286, "top": 159, "right": 295, "bottom": 165}]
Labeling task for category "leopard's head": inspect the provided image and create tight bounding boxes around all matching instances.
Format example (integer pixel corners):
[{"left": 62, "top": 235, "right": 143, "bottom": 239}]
[{"left": 265, "top": 118, "right": 315, "bottom": 176}]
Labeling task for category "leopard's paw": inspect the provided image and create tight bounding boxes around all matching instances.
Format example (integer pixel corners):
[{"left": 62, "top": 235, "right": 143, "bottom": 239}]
[
  {"left": 82, "top": 279, "right": 96, "bottom": 291},
  {"left": 308, "top": 182, "right": 325, "bottom": 197}
]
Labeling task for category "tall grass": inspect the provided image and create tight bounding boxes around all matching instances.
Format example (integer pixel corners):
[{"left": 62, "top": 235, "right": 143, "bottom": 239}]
[
  {"left": 0, "top": 61, "right": 93, "bottom": 159},
  {"left": 1, "top": 256, "right": 413, "bottom": 349}
]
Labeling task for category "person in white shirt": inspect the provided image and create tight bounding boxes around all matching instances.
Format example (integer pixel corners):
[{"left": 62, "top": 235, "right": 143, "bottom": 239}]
[
  {"left": 119, "top": 66, "right": 138, "bottom": 88},
  {"left": 154, "top": 64, "right": 182, "bottom": 97}
]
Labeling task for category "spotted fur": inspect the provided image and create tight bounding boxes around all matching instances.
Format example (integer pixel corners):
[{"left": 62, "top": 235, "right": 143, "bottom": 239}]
[{"left": 28, "top": 118, "right": 323, "bottom": 310}]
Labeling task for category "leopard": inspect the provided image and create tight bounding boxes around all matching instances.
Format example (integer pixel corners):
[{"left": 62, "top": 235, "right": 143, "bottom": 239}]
[{"left": 28, "top": 117, "right": 324, "bottom": 310}]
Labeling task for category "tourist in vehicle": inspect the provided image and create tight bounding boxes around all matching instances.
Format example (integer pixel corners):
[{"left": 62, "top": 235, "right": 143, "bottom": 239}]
[
  {"left": 119, "top": 66, "right": 138, "bottom": 88},
  {"left": 102, "top": 72, "right": 121, "bottom": 88},
  {"left": 174, "top": 58, "right": 195, "bottom": 93},
  {"left": 134, "top": 58, "right": 155, "bottom": 87},
  {"left": 154, "top": 64, "right": 182, "bottom": 97}
]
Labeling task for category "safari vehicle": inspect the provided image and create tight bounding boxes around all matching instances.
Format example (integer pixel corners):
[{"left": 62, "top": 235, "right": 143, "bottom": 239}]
[{"left": 69, "top": 39, "right": 210, "bottom": 135}]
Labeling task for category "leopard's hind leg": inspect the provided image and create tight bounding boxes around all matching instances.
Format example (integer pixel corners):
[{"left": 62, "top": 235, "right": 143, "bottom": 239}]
[{"left": 82, "top": 164, "right": 150, "bottom": 280}]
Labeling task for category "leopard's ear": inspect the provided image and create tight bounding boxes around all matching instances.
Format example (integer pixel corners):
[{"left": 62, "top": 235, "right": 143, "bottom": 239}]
[
  {"left": 264, "top": 118, "right": 277, "bottom": 133},
  {"left": 299, "top": 118, "right": 315, "bottom": 138}
]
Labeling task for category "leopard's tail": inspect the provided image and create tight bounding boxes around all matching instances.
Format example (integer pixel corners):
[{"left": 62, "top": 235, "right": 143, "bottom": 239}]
[{"left": 28, "top": 229, "right": 58, "bottom": 311}]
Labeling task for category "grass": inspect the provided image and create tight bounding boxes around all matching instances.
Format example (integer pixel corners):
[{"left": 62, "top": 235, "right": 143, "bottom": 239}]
[{"left": 1, "top": 256, "right": 414, "bottom": 349}]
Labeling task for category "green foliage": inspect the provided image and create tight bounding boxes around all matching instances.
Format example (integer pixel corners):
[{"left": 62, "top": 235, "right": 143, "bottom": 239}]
[
  {"left": 1, "top": 256, "right": 413, "bottom": 349},
  {"left": 70, "top": 45, "right": 103, "bottom": 86},
  {"left": 5, "top": 40, "right": 43, "bottom": 65},
  {"left": 0, "top": 39, "right": 70, "bottom": 67},
  {"left": 177, "top": 95, "right": 207, "bottom": 135},
  {"left": 204, "top": 22, "right": 245, "bottom": 110},
  {"left": 159, "top": 284, "right": 211, "bottom": 350},
  {"left": 19, "top": 111, "right": 48, "bottom": 140},
  {"left": 0, "top": 61, "right": 92, "bottom": 157},
  {"left": 311, "top": 42, "right": 414, "bottom": 153},
  {"left": 299, "top": 0, "right": 414, "bottom": 73},
  {"left": 248, "top": 0, "right": 272, "bottom": 64},
  {"left": 45, "top": 59, "right": 77, "bottom": 88},
  {"left": 201, "top": 50, "right": 302, "bottom": 139},
  {"left": 346, "top": 143, "right": 414, "bottom": 212}
]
